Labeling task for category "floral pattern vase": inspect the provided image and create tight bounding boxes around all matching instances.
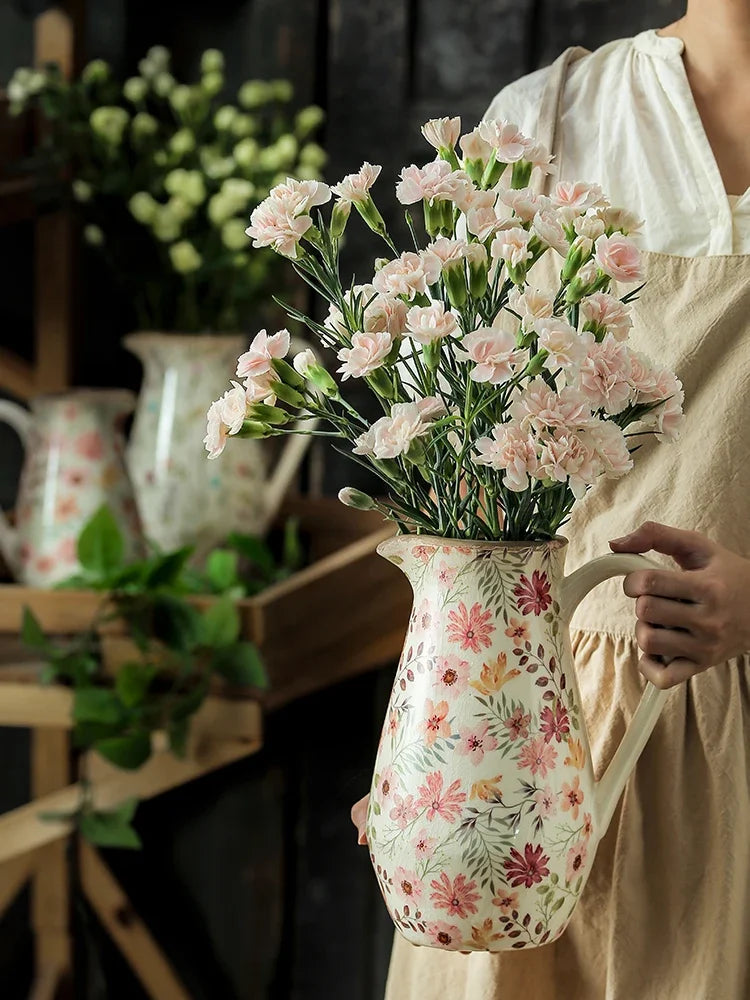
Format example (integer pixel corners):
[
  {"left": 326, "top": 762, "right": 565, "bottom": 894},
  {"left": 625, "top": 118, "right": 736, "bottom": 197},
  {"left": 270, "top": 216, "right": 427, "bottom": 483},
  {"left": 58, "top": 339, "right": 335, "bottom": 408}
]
[
  {"left": 368, "top": 535, "right": 667, "bottom": 952},
  {"left": 0, "top": 390, "right": 143, "bottom": 587},
  {"left": 125, "top": 333, "right": 266, "bottom": 555}
]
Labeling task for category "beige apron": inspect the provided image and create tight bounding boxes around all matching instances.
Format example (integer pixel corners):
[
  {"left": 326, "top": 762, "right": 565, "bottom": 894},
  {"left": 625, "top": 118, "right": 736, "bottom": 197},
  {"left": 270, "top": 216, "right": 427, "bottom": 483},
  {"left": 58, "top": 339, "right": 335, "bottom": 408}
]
[{"left": 385, "top": 46, "right": 750, "bottom": 1000}]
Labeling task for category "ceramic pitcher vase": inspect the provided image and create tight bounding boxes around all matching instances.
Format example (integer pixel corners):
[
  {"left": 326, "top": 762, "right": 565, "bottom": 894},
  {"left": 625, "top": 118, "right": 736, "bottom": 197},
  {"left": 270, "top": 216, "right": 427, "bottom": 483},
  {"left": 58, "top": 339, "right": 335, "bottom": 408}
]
[
  {"left": 125, "top": 332, "right": 311, "bottom": 556},
  {"left": 0, "top": 390, "right": 143, "bottom": 587},
  {"left": 368, "top": 535, "right": 667, "bottom": 953}
]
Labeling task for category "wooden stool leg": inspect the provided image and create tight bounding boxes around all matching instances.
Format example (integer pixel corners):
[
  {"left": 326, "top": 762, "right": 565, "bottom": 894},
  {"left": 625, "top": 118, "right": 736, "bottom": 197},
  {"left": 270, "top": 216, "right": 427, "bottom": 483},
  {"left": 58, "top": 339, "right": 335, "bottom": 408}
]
[{"left": 30, "top": 729, "right": 72, "bottom": 997}]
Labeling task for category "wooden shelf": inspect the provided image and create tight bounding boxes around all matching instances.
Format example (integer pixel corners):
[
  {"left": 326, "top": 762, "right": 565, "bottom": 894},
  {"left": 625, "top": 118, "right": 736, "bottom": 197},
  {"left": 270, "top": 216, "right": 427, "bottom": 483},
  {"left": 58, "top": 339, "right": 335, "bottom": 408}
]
[{"left": 0, "top": 497, "right": 412, "bottom": 709}]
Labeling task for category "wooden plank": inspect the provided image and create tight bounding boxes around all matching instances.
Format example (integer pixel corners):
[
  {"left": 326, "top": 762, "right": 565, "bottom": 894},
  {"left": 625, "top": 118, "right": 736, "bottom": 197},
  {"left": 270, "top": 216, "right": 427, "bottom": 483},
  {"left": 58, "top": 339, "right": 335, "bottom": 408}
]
[
  {"left": 0, "top": 738, "right": 261, "bottom": 866},
  {"left": 31, "top": 729, "right": 72, "bottom": 987},
  {"left": 0, "top": 346, "right": 35, "bottom": 400},
  {"left": 34, "top": 212, "right": 74, "bottom": 394},
  {"left": 28, "top": 964, "right": 63, "bottom": 1000},
  {"left": 79, "top": 843, "right": 191, "bottom": 1000},
  {"left": 0, "top": 849, "right": 39, "bottom": 917},
  {"left": 0, "top": 685, "right": 262, "bottom": 744}
]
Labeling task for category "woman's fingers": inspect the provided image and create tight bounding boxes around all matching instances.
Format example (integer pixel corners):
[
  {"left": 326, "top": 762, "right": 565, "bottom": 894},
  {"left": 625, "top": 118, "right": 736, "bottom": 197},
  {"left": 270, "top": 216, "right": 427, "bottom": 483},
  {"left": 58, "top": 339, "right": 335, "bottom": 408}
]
[
  {"left": 634, "top": 594, "right": 702, "bottom": 630},
  {"left": 635, "top": 620, "right": 710, "bottom": 664},
  {"left": 350, "top": 794, "right": 370, "bottom": 845},
  {"left": 623, "top": 567, "right": 702, "bottom": 602},
  {"left": 637, "top": 655, "right": 703, "bottom": 689}
]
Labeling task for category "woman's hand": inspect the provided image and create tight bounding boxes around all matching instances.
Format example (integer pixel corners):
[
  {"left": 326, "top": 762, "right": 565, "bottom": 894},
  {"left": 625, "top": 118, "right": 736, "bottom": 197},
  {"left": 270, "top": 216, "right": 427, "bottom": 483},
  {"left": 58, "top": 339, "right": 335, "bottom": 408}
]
[
  {"left": 351, "top": 794, "right": 369, "bottom": 845},
  {"left": 609, "top": 521, "right": 750, "bottom": 688}
]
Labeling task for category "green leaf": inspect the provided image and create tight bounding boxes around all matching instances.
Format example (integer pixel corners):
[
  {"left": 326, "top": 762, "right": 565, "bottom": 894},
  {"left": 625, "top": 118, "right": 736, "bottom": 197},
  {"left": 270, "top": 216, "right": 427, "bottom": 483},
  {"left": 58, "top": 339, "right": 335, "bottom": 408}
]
[
  {"left": 170, "top": 680, "right": 209, "bottom": 722},
  {"left": 206, "top": 549, "right": 239, "bottom": 592},
  {"left": 226, "top": 532, "right": 276, "bottom": 578},
  {"left": 213, "top": 642, "right": 267, "bottom": 687},
  {"left": 200, "top": 597, "right": 240, "bottom": 648},
  {"left": 549, "top": 872, "right": 559, "bottom": 885},
  {"left": 21, "top": 608, "right": 49, "bottom": 650},
  {"left": 73, "top": 719, "right": 128, "bottom": 749},
  {"left": 551, "top": 896, "right": 566, "bottom": 913},
  {"left": 143, "top": 547, "right": 194, "bottom": 589},
  {"left": 94, "top": 731, "right": 151, "bottom": 770},
  {"left": 79, "top": 800, "right": 141, "bottom": 849},
  {"left": 115, "top": 662, "right": 156, "bottom": 708},
  {"left": 73, "top": 687, "right": 127, "bottom": 726},
  {"left": 77, "top": 505, "right": 124, "bottom": 578},
  {"left": 151, "top": 595, "right": 202, "bottom": 651}
]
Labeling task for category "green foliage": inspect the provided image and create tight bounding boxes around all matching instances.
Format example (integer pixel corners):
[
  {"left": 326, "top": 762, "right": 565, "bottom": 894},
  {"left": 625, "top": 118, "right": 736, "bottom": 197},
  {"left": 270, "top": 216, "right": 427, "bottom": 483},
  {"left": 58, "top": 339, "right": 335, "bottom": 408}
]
[
  {"left": 24, "top": 505, "right": 302, "bottom": 846},
  {"left": 6, "top": 47, "right": 326, "bottom": 333}
]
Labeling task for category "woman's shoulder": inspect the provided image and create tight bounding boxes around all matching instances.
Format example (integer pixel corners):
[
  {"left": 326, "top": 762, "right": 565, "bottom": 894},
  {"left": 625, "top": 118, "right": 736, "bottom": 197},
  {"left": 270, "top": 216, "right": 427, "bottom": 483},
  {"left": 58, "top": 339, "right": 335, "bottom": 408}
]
[{"left": 481, "top": 33, "right": 642, "bottom": 132}]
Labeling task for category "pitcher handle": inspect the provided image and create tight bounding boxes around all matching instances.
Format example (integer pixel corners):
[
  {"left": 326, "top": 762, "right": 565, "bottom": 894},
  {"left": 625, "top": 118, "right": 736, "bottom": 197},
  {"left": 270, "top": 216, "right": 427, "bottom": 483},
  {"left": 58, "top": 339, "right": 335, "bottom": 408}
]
[
  {"left": 559, "top": 552, "right": 670, "bottom": 833},
  {"left": 0, "top": 400, "right": 32, "bottom": 576}
]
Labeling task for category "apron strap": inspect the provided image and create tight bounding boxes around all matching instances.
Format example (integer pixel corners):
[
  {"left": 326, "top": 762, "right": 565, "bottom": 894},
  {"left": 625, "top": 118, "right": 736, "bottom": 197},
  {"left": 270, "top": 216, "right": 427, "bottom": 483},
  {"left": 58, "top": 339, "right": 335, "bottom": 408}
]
[{"left": 532, "top": 45, "right": 590, "bottom": 194}]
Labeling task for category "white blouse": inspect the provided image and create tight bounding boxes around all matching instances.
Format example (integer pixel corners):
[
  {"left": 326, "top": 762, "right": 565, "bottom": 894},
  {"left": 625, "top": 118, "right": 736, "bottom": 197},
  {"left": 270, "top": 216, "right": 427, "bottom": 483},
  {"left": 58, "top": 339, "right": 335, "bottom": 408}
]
[{"left": 483, "top": 28, "right": 750, "bottom": 256}]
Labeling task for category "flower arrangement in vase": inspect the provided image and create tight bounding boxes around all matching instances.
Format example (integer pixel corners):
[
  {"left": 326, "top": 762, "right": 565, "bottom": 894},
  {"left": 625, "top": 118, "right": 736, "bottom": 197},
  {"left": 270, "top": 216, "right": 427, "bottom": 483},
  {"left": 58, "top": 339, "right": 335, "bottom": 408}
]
[
  {"left": 7, "top": 45, "right": 326, "bottom": 551},
  {"left": 205, "top": 115, "right": 683, "bottom": 951}
]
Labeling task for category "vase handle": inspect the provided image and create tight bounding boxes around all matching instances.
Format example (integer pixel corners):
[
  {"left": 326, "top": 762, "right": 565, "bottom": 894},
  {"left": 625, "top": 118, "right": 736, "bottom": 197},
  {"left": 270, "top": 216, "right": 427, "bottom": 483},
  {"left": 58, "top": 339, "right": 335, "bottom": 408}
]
[
  {"left": 559, "top": 552, "right": 670, "bottom": 834},
  {"left": 0, "top": 400, "right": 32, "bottom": 577}
]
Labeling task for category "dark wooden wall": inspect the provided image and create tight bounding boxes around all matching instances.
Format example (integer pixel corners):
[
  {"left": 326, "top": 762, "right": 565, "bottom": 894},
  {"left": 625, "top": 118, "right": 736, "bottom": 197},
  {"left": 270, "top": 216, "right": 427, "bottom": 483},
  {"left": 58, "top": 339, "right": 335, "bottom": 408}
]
[{"left": 0, "top": 1, "right": 684, "bottom": 997}]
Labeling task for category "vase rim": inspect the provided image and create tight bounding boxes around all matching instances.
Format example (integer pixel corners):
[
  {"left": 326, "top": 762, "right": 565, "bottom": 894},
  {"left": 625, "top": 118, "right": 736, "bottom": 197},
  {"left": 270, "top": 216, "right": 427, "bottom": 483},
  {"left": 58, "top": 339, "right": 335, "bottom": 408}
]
[
  {"left": 124, "top": 331, "right": 247, "bottom": 346},
  {"left": 378, "top": 532, "right": 569, "bottom": 553}
]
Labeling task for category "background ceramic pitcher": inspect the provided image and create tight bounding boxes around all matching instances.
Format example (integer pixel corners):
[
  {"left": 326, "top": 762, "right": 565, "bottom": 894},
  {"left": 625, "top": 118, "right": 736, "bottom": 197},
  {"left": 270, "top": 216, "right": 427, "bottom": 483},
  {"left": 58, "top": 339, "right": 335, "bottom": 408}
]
[
  {"left": 124, "top": 332, "right": 312, "bottom": 556},
  {"left": 0, "top": 390, "right": 143, "bottom": 587},
  {"left": 367, "top": 535, "right": 667, "bottom": 953}
]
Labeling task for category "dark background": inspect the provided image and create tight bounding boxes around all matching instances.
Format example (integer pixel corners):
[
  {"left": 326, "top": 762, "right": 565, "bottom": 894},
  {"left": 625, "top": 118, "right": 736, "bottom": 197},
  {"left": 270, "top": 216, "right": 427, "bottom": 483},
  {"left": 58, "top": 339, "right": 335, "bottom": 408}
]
[{"left": 0, "top": 1, "right": 684, "bottom": 997}]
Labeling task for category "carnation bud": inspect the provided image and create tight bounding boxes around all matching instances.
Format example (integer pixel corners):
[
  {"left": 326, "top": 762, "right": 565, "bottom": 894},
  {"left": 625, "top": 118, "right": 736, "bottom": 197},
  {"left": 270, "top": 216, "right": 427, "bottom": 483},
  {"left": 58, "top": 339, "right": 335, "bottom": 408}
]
[
  {"left": 82, "top": 60, "right": 110, "bottom": 86},
  {"left": 270, "top": 356, "right": 306, "bottom": 390},
  {"left": 330, "top": 199, "right": 352, "bottom": 239},
  {"left": 270, "top": 381, "right": 307, "bottom": 408},
  {"left": 338, "top": 487, "right": 376, "bottom": 511},
  {"left": 443, "top": 258, "right": 467, "bottom": 309},
  {"left": 248, "top": 404, "right": 292, "bottom": 425},
  {"left": 123, "top": 76, "right": 148, "bottom": 103},
  {"left": 237, "top": 420, "right": 274, "bottom": 439},
  {"left": 238, "top": 80, "right": 270, "bottom": 109},
  {"left": 201, "top": 49, "right": 224, "bottom": 74},
  {"left": 295, "top": 105, "right": 325, "bottom": 136},
  {"left": 510, "top": 160, "right": 533, "bottom": 190},
  {"left": 561, "top": 235, "right": 593, "bottom": 282},
  {"left": 153, "top": 72, "right": 176, "bottom": 97}
]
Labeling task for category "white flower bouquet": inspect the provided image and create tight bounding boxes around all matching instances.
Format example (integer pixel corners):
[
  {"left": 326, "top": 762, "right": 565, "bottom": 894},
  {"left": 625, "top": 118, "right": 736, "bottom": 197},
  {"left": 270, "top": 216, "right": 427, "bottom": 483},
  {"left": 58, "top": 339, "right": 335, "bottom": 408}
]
[{"left": 206, "top": 116, "right": 683, "bottom": 540}]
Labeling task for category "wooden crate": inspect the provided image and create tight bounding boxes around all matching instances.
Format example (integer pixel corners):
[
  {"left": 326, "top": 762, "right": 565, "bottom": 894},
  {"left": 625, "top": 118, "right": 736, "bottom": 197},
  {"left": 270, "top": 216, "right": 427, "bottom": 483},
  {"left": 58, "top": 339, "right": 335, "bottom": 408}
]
[{"left": 0, "top": 497, "right": 412, "bottom": 710}]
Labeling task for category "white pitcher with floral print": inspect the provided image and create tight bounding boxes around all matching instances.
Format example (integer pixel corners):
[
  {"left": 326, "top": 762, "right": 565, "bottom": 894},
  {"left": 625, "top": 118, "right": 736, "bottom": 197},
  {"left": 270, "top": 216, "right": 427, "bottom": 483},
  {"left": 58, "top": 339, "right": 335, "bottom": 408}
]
[
  {"left": 0, "top": 390, "right": 143, "bottom": 587},
  {"left": 368, "top": 535, "right": 667, "bottom": 953}
]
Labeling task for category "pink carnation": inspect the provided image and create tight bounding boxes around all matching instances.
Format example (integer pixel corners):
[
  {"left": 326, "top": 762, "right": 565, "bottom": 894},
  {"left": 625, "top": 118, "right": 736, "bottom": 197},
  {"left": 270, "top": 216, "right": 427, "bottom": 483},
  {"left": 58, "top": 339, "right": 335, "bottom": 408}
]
[
  {"left": 456, "top": 327, "right": 523, "bottom": 384},
  {"left": 421, "top": 117, "right": 461, "bottom": 151},
  {"left": 395, "top": 160, "right": 471, "bottom": 208},
  {"left": 580, "top": 292, "right": 632, "bottom": 340},
  {"left": 584, "top": 419, "right": 633, "bottom": 478},
  {"left": 459, "top": 126, "right": 492, "bottom": 164},
  {"left": 464, "top": 188, "right": 503, "bottom": 241},
  {"left": 500, "top": 187, "right": 548, "bottom": 223},
  {"left": 236, "top": 328, "right": 290, "bottom": 379},
  {"left": 336, "top": 330, "right": 393, "bottom": 379},
  {"left": 535, "top": 318, "right": 590, "bottom": 372},
  {"left": 353, "top": 401, "right": 432, "bottom": 460},
  {"left": 331, "top": 161, "right": 382, "bottom": 204},
  {"left": 406, "top": 302, "right": 459, "bottom": 344},
  {"left": 535, "top": 428, "right": 600, "bottom": 498},
  {"left": 507, "top": 286, "right": 555, "bottom": 326},
  {"left": 510, "top": 380, "right": 594, "bottom": 433},
  {"left": 490, "top": 227, "right": 532, "bottom": 268},
  {"left": 477, "top": 119, "right": 530, "bottom": 161},
  {"left": 551, "top": 181, "right": 606, "bottom": 223},
  {"left": 473, "top": 423, "right": 538, "bottom": 491},
  {"left": 372, "top": 251, "right": 441, "bottom": 298},
  {"left": 594, "top": 233, "right": 643, "bottom": 283},
  {"left": 578, "top": 334, "right": 634, "bottom": 414},
  {"left": 532, "top": 207, "right": 569, "bottom": 254}
]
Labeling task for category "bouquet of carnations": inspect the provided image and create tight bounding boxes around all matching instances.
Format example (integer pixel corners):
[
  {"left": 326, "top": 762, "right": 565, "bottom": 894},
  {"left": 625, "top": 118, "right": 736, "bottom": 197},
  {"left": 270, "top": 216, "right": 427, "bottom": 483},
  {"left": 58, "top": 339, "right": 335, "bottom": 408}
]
[{"left": 205, "top": 115, "right": 683, "bottom": 540}]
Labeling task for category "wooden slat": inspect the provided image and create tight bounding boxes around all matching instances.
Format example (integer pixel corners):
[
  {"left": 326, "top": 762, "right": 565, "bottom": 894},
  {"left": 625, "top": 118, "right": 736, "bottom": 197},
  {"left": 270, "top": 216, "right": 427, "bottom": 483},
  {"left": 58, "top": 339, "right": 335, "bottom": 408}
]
[
  {"left": 0, "top": 346, "right": 35, "bottom": 400},
  {"left": 0, "top": 738, "right": 261, "bottom": 866},
  {"left": 79, "top": 843, "right": 191, "bottom": 1000},
  {"left": 34, "top": 212, "right": 74, "bottom": 393},
  {"left": 0, "top": 849, "right": 40, "bottom": 916},
  {"left": 31, "top": 729, "right": 72, "bottom": 986},
  {"left": 28, "top": 964, "right": 63, "bottom": 1000}
]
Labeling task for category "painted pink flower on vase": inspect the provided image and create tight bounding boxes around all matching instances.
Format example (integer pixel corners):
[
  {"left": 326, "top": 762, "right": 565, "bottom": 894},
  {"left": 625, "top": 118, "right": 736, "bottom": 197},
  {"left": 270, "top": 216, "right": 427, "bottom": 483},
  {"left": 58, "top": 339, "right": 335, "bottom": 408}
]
[
  {"left": 455, "top": 724, "right": 498, "bottom": 766},
  {"left": 503, "top": 843, "right": 551, "bottom": 888},
  {"left": 492, "top": 889, "right": 519, "bottom": 913},
  {"left": 421, "top": 699, "right": 451, "bottom": 746},
  {"left": 393, "top": 866, "right": 424, "bottom": 903},
  {"left": 561, "top": 775, "right": 584, "bottom": 820},
  {"left": 446, "top": 601, "right": 495, "bottom": 653},
  {"left": 539, "top": 702, "right": 570, "bottom": 744},
  {"left": 413, "top": 829, "right": 437, "bottom": 859},
  {"left": 436, "top": 560, "right": 458, "bottom": 591},
  {"left": 416, "top": 771, "right": 466, "bottom": 823},
  {"left": 412, "top": 544, "right": 437, "bottom": 563},
  {"left": 517, "top": 736, "right": 558, "bottom": 778},
  {"left": 429, "top": 872, "right": 481, "bottom": 918},
  {"left": 426, "top": 921, "right": 462, "bottom": 950},
  {"left": 533, "top": 785, "right": 558, "bottom": 820},
  {"left": 75, "top": 431, "right": 104, "bottom": 461},
  {"left": 389, "top": 793, "right": 418, "bottom": 830},
  {"left": 566, "top": 840, "right": 588, "bottom": 884},
  {"left": 56, "top": 537, "right": 77, "bottom": 564},
  {"left": 377, "top": 766, "right": 397, "bottom": 800},
  {"left": 431, "top": 655, "right": 470, "bottom": 697},
  {"left": 513, "top": 570, "right": 552, "bottom": 615},
  {"left": 504, "top": 706, "right": 532, "bottom": 741}
]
